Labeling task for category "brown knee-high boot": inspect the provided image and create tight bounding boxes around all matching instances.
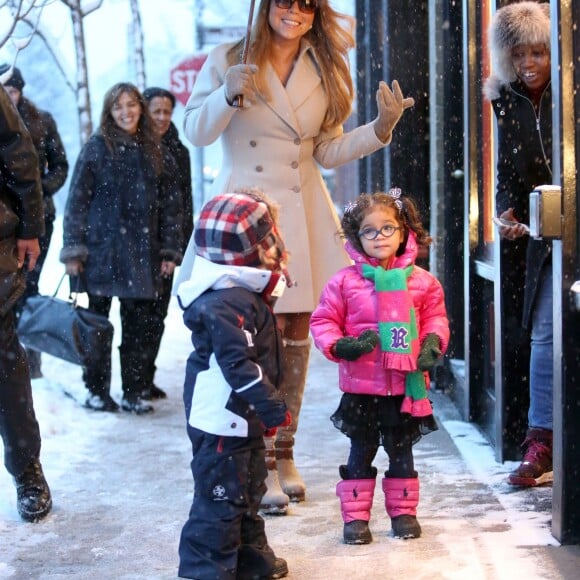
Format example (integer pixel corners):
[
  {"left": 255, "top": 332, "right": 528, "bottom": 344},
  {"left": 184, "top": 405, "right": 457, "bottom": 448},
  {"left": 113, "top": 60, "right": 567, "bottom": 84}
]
[
  {"left": 275, "top": 338, "right": 310, "bottom": 502},
  {"left": 260, "top": 435, "right": 289, "bottom": 515}
]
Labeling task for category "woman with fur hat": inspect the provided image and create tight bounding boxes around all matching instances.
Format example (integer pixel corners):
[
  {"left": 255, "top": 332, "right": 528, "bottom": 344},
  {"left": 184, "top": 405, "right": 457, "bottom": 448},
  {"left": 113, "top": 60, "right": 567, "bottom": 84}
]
[
  {"left": 484, "top": 1, "right": 553, "bottom": 487},
  {"left": 176, "top": 190, "right": 292, "bottom": 579}
]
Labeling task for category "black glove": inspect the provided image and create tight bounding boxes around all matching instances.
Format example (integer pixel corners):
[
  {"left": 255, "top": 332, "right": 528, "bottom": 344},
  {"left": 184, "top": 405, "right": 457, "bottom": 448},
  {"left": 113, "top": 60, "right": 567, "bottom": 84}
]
[
  {"left": 417, "top": 333, "right": 442, "bottom": 371},
  {"left": 334, "top": 330, "right": 379, "bottom": 361}
]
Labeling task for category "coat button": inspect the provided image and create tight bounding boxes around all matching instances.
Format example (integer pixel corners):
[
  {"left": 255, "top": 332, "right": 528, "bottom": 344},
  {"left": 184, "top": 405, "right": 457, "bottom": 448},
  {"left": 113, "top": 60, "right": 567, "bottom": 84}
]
[
  {"left": 292, "top": 185, "right": 300, "bottom": 193},
  {"left": 499, "top": 110, "right": 505, "bottom": 116},
  {"left": 512, "top": 148, "right": 518, "bottom": 154},
  {"left": 294, "top": 137, "right": 301, "bottom": 145},
  {"left": 256, "top": 165, "right": 263, "bottom": 172},
  {"left": 250, "top": 140, "right": 257, "bottom": 147},
  {"left": 291, "top": 161, "right": 298, "bottom": 169},
  {"left": 230, "top": 422, "right": 237, "bottom": 429}
]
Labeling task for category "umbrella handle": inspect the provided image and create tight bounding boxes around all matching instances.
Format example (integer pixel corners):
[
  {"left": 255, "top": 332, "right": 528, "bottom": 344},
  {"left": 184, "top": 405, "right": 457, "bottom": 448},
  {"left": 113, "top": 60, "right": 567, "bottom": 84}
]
[{"left": 231, "top": 0, "right": 256, "bottom": 109}]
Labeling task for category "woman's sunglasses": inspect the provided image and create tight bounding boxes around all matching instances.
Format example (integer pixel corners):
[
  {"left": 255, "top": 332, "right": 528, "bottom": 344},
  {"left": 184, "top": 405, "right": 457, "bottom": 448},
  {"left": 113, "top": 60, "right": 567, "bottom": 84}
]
[{"left": 273, "top": 0, "right": 318, "bottom": 15}]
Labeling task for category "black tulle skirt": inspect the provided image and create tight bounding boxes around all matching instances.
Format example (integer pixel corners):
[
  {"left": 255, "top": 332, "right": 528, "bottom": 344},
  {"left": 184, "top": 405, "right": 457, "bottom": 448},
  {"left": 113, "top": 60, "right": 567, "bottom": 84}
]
[{"left": 331, "top": 393, "right": 438, "bottom": 449}]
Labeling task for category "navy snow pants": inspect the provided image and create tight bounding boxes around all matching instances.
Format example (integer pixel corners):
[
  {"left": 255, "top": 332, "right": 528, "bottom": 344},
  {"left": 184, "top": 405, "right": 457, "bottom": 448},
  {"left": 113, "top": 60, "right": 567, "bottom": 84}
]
[{"left": 178, "top": 431, "right": 277, "bottom": 580}]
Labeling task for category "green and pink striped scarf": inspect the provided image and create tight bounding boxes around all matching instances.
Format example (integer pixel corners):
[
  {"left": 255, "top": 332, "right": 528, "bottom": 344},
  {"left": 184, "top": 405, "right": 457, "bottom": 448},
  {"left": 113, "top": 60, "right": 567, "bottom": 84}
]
[{"left": 362, "top": 263, "right": 432, "bottom": 417}]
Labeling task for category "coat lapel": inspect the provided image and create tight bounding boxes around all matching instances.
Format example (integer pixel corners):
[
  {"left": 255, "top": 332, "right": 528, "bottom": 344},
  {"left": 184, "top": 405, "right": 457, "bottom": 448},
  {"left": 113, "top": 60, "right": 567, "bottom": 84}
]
[{"left": 262, "top": 43, "right": 322, "bottom": 137}]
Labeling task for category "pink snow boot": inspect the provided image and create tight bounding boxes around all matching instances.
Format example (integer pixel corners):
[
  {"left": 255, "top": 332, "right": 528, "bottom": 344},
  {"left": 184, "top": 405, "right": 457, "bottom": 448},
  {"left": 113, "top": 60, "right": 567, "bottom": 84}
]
[
  {"left": 382, "top": 476, "right": 421, "bottom": 539},
  {"left": 336, "top": 466, "right": 377, "bottom": 544}
]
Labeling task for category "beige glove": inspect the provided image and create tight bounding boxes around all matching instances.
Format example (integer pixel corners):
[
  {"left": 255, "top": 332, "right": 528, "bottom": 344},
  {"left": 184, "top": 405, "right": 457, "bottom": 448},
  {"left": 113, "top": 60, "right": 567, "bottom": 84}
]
[
  {"left": 373, "top": 80, "right": 415, "bottom": 143},
  {"left": 224, "top": 64, "right": 258, "bottom": 107}
]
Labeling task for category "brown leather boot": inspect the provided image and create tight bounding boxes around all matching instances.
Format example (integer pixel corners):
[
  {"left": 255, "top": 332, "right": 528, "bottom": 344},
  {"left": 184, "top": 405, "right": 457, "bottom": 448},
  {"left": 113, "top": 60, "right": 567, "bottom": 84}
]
[
  {"left": 508, "top": 428, "right": 553, "bottom": 487},
  {"left": 14, "top": 459, "right": 52, "bottom": 522}
]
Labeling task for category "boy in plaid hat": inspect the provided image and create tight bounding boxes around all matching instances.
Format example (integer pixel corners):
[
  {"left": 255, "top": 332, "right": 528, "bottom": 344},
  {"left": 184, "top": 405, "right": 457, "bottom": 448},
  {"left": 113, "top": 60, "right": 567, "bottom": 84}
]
[{"left": 175, "top": 190, "right": 291, "bottom": 580}]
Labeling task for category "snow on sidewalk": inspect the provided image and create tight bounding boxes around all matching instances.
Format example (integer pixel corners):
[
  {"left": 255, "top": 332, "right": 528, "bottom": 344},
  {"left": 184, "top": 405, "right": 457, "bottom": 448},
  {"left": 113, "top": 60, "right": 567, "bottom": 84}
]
[{"left": 0, "top": 226, "right": 563, "bottom": 578}]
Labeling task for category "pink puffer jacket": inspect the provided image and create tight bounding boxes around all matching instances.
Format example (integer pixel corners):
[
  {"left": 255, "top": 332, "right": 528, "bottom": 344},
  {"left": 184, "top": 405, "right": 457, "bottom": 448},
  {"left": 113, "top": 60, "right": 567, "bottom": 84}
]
[{"left": 310, "top": 232, "right": 450, "bottom": 397}]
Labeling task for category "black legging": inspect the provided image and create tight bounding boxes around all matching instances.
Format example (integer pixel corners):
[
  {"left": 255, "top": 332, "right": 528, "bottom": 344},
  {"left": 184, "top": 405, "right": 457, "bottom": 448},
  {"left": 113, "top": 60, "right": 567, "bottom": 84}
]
[{"left": 346, "top": 435, "right": 415, "bottom": 479}]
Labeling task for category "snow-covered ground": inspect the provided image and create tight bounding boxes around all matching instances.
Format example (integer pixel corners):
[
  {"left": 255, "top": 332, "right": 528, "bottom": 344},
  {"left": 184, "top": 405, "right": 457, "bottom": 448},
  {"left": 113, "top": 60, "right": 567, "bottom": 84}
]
[{"left": 1, "top": 220, "right": 573, "bottom": 580}]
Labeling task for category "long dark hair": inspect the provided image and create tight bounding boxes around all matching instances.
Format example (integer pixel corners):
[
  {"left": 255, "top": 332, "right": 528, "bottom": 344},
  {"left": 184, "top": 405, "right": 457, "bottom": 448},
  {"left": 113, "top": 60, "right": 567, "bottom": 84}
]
[{"left": 99, "top": 82, "right": 162, "bottom": 174}]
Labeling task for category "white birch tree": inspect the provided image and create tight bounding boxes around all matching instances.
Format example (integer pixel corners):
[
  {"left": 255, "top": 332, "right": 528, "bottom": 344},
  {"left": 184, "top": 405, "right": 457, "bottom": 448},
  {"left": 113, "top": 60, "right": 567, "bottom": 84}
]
[
  {"left": 1, "top": 0, "right": 103, "bottom": 145},
  {"left": 129, "top": 0, "right": 145, "bottom": 91},
  {"left": 60, "top": 0, "right": 103, "bottom": 144}
]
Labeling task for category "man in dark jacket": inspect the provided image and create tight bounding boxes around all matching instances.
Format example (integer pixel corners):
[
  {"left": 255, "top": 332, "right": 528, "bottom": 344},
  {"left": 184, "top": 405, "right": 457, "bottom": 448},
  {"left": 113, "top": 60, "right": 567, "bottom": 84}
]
[
  {"left": 0, "top": 83, "right": 52, "bottom": 522},
  {"left": 0, "top": 64, "right": 69, "bottom": 378},
  {"left": 143, "top": 87, "right": 193, "bottom": 400}
]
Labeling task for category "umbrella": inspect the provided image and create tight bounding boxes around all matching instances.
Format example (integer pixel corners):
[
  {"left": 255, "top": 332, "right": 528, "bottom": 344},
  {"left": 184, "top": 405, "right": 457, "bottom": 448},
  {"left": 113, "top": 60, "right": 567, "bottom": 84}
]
[{"left": 233, "top": 0, "right": 256, "bottom": 108}]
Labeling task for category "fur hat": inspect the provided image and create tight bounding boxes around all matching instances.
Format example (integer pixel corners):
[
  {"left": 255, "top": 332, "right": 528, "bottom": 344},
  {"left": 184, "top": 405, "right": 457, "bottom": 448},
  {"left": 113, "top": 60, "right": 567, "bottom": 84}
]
[
  {"left": 194, "top": 191, "right": 287, "bottom": 270},
  {"left": 484, "top": 2, "right": 550, "bottom": 99},
  {"left": 0, "top": 64, "right": 25, "bottom": 91}
]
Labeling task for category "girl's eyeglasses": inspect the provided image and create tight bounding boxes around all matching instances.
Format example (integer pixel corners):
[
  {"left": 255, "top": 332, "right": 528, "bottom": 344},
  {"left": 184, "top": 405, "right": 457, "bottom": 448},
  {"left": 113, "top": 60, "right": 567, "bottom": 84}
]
[
  {"left": 358, "top": 225, "right": 402, "bottom": 240},
  {"left": 273, "top": 0, "right": 318, "bottom": 15}
]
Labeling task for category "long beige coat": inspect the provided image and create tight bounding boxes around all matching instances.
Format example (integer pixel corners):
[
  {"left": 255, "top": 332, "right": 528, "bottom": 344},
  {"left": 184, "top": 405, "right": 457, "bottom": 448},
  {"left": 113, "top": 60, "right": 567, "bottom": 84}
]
[{"left": 179, "top": 40, "right": 387, "bottom": 313}]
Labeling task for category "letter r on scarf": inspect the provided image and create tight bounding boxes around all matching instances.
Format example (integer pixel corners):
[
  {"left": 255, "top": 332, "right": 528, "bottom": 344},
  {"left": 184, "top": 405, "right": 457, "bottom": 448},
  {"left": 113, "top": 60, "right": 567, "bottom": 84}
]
[{"left": 390, "top": 326, "right": 409, "bottom": 350}]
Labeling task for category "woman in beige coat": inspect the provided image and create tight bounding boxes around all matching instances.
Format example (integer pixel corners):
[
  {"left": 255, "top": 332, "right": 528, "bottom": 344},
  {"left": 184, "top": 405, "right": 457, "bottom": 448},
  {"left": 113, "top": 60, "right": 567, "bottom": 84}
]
[{"left": 179, "top": 0, "right": 414, "bottom": 515}]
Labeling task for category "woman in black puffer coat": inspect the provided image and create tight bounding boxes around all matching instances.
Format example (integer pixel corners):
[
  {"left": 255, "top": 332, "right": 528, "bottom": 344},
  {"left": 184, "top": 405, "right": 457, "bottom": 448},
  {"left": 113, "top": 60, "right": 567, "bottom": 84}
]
[
  {"left": 60, "top": 82, "right": 182, "bottom": 415},
  {"left": 484, "top": 1, "right": 553, "bottom": 488}
]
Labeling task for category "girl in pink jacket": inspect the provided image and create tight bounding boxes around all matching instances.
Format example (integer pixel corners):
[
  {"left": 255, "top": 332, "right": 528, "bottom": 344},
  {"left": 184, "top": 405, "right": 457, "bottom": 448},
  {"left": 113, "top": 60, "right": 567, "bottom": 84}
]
[{"left": 310, "top": 189, "right": 449, "bottom": 544}]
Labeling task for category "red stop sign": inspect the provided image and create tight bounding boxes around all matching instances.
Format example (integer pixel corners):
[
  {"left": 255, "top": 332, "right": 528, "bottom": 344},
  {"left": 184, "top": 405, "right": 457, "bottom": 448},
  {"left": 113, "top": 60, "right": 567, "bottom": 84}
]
[{"left": 169, "top": 54, "right": 208, "bottom": 106}]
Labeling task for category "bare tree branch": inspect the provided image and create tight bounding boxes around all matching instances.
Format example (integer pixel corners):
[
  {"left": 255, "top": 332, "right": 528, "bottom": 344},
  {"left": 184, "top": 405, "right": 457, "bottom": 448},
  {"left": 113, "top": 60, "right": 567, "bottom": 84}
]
[{"left": 19, "top": 16, "right": 75, "bottom": 92}]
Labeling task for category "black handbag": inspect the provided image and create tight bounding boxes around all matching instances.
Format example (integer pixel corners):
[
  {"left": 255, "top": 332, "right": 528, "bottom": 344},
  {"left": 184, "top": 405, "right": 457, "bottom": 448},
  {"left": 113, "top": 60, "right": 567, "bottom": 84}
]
[{"left": 17, "top": 275, "right": 114, "bottom": 366}]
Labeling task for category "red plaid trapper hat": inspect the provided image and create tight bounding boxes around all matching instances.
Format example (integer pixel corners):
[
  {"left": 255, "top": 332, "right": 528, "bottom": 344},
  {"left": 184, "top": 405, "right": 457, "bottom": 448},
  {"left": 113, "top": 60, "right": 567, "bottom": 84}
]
[{"left": 194, "top": 192, "right": 286, "bottom": 268}]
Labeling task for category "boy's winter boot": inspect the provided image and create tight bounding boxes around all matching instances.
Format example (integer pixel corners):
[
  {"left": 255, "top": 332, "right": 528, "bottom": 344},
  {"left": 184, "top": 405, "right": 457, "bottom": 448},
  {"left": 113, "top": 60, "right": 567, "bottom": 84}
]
[
  {"left": 14, "top": 458, "right": 52, "bottom": 522},
  {"left": 383, "top": 475, "right": 421, "bottom": 539},
  {"left": 336, "top": 465, "right": 377, "bottom": 544},
  {"left": 508, "top": 428, "right": 553, "bottom": 487},
  {"left": 260, "top": 436, "right": 289, "bottom": 515},
  {"left": 274, "top": 338, "right": 310, "bottom": 503}
]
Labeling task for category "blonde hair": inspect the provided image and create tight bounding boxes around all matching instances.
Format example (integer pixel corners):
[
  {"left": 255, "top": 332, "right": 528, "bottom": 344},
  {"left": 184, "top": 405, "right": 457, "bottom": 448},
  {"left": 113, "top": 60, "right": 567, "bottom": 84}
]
[{"left": 227, "top": 0, "right": 355, "bottom": 130}]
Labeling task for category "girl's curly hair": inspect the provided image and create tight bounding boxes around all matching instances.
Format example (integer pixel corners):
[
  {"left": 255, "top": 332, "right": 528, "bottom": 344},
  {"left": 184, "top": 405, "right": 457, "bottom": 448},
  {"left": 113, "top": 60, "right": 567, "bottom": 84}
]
[{"left": 341, "top": 191, "right": 432, "bottom": 256}]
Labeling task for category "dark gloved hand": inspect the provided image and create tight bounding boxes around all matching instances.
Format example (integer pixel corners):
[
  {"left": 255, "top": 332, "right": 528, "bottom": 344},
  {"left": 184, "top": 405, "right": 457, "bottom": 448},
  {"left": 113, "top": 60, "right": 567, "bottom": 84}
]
[
  {"left": 417, "top": 333, "right": 442, "bottom": 371},
  {"left": 264, "top": 410, "right": 292, "bottom": 437},
  {"left": 334, "top": 329, "right": 379, "bottom": 361}
]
